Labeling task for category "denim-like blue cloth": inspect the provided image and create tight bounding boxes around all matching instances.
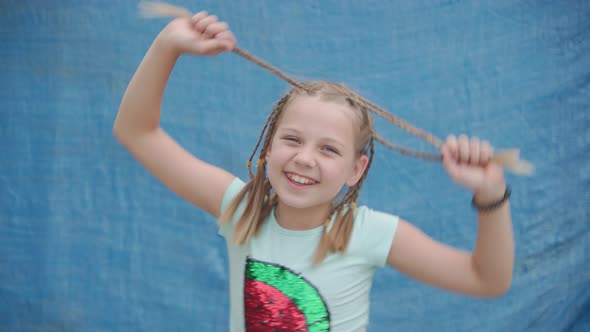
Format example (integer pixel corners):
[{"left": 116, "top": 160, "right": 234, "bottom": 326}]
[{"left": 1, "top": 0, "right": 588, "bottom": 331}]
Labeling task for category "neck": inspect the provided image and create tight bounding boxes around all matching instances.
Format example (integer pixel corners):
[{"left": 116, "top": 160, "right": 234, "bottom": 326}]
[{"left": 275, "top": 200, "right": 332, "bottom": 231}]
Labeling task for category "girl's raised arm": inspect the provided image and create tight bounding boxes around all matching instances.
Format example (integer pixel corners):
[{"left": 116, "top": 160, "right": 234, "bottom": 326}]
[
  {"left": 113, "top": 14, "right": 237, "bottom": 218},
  {"left": 386, "top": 135, "right": 514, "bottom": 297}
]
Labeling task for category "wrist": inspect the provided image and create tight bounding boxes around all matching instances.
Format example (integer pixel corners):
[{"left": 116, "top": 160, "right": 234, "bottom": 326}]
[
  {"left": 474, "top": 182, "right": 507, "bottom": 203},
  {"left": 472, "top": 184, "right": 510, "bottom": 213},
  {"left": 153, "top": 33, "right": 183, "bottom": 59}
]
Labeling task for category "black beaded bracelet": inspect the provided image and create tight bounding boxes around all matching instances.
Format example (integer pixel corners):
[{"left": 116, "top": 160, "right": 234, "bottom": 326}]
[{"left": 471, "top": 186, "right": 511, "bottom": 212}]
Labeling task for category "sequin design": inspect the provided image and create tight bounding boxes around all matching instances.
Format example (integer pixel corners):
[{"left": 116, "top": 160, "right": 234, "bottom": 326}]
[{"left": 244, "top": 257, "right": 330, "bottom": 331}]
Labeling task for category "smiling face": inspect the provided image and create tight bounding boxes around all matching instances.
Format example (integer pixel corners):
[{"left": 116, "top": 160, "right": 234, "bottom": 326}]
[{"left": 265, "top": 95, "right": 368, "bottom": 211}]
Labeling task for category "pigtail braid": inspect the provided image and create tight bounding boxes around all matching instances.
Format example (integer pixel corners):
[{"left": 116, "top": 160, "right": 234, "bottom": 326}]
[
  {"left": 141, "top": 1, "right": 532, "bottom": 175},
  {"left": 221, "top": 93, "right": 291, "bottom": 245},
  {"left": 247, "top": 94, "right": 290, "bottom": 177},
  {"left": 312, "top": 137, "right": 375, "bottom": 264},
  {"left": 143, "top": 2, "right": 533, "bottom": 262}
]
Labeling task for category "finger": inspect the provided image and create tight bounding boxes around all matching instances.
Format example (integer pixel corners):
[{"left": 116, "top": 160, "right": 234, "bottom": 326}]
[
  {"left": 204, "top": 22, "right": 229, "bottom": 37},
  {"left": 191, "top": 11, "right": 208, "bottom": 25},
  {"left": 194, "top": 14, "right": 218, "bottom": 33},
  {"left": 445, "top": 134, "right": 458, "bottom": 160},
  {"left": 441, "top": 144, "right": 451, "bottom": 162},
  {"left": 196, "top": 39, "right": 230, "bottom": 55},
  {"left": 480, "top": 140, "right": 493, "bottom": 165},
  {"left": 469, "top": 136, "right": 480, "bottom": 166},
  {"left": 458, "top": 134, "right": 470, "bottom": 164},
  {"left": 195, "top": 15, "right": 218, "bottom": 36},
  {"left": 216, "top": 30, "right": 237, "bottom": 50},
  {"left": 441, "top": 145, "right": 460, "bottom": 179}
]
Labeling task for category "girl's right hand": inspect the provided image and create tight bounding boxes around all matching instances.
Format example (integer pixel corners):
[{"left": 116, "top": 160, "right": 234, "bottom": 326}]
[{"left": 158, "top": 11, "right": 236, "bottom": 57}]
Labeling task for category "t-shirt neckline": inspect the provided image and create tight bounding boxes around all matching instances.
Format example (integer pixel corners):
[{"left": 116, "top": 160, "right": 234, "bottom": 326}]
[{"left": 269, "top": 206, "right": 326, "bottom": 237}]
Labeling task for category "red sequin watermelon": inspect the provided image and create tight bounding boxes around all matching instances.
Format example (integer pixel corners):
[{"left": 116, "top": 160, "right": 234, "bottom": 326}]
[{"left": 244, "top": 258, "right": 330, "bottom": 331}]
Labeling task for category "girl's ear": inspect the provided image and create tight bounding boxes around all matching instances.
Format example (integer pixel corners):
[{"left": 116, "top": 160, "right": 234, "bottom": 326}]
[{"left": 346, "top": 154, "right": 369, "bottom": 186}]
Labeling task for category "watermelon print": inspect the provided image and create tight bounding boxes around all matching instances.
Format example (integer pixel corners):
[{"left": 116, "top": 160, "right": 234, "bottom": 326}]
[{"left": 244, "top": 257, "right": 330, "bottom": 331}]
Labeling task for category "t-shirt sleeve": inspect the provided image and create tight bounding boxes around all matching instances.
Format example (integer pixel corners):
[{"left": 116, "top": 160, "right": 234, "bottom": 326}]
[
  {"left": 354, "top": 206, "right": 399, "bottom": 268},
  {"left": 217, "top": 177, "right": 246, "bottom": 237}
]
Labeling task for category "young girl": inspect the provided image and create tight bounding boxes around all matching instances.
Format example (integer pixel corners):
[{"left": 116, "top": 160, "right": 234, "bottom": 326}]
[{"left": 114, "top": 12, "right": 514, "bottom": 332}]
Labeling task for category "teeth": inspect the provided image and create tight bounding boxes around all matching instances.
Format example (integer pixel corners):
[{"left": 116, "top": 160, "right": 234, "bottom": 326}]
[{"left": 287, "top": 173, "right": 316, "bottom": 185}]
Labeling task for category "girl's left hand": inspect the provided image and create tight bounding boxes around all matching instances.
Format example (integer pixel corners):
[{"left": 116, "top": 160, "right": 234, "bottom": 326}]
[{"left": 441, "top": 134, "right": 506, "bottom": 196}]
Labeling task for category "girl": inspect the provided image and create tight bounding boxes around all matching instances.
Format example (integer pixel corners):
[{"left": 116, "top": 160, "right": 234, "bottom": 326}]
[{"left": 114, "top": 12, "right": 514, "bottom": 332}]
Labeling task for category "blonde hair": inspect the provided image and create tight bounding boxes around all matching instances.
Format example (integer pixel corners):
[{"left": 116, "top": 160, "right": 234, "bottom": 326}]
[
  {"left": 141, "top": 1, "right": 533, "bottom": 175},
  {"left": 140, "top": 1, "right": 535, "bottom": 264},
  {"left": 219, "top": 81, "right": 374, "bottom": 264}
]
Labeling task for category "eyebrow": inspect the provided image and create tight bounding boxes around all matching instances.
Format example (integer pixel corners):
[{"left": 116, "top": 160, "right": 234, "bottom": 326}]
[{"left": 278, "top": 128, "right": 346, "bottom": 148}]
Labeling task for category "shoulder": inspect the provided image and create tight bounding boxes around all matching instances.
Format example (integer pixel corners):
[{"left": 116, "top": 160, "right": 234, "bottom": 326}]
[
  {"left": 220, "top": 177, "right": 247, "bottom": 213},
  {"left": 348, "top": 205, "right": 400, "bottom": 267},
  {"left": 352, "top": 205, "right": 400, "bottom": 233},
  {"left": 218, "top": 177, "right": 248, "bottom": 237}
]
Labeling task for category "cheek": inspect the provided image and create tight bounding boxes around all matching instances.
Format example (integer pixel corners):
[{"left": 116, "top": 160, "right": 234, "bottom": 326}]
[
  {"left": 266, "top": 149, "right": 288, "bottom": 177},
  {"left": 341, "top": 160, "right": 362, "bottom": 184},
  {"left": 323, "top": 160, "right": 352, "bottom": 182},
  {"left": 266, "top": 146, "right": 285, "bottom": 164}
]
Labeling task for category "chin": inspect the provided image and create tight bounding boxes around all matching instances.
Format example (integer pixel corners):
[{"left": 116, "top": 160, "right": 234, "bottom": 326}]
[
  {"left": 274, "top": 192, "right": 332, "bottom": 211},
  {"left": 274, "top": 194, "right": 313, "bottom": 210}
]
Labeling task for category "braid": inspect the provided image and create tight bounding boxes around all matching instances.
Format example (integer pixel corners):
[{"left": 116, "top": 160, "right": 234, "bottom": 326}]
[
  {"left": 222, "top": 91, "right": 292, "bottom": 244},
  {"left": 233, "top": 48, "right": 307, "bottom": 90},
  {"left": 145, "top": 2, "right": 533, "bottom": 261},
  {"left": 311, "top": 136, "right": 375, "bottom": 264},
  {"left": 140, "top": 2, "right": 442, "bottom": 161},
  {"left": 141, "top": 1, "right": 532, "bottom": 175},
  {"left": 247, "top": 94, "right": 290, "bottom": 177}
]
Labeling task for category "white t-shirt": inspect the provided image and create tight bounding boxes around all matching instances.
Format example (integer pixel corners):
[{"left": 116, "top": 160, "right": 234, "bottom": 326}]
[{"left": 218, "top": 178, "right": 399, "bottom": 332}]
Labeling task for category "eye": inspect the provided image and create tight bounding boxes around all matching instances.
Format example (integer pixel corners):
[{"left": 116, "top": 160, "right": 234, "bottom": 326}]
[
  {"left": 322, "top": 145, "right": 340, "bottom": 155},
  {"left": 282, "top": 136, "right": 300, "bottom": 143}
]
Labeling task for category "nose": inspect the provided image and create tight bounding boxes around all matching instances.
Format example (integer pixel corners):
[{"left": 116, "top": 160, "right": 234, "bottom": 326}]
[{"left": 294, "top": 147, "right": 316, "bottom": 168}]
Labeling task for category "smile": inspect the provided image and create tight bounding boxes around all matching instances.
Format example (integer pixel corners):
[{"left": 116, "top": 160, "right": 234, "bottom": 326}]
[{"left": 285, "top": 172, "right": 318, "bottom": 185}]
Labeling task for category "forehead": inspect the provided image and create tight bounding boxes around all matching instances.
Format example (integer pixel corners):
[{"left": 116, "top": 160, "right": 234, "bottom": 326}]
[
  {"left": 279, "top": 95, "right": 357, "bottom": 128},
  {"left": 274, "top": 96, "right": 359, "bottom": 151}
]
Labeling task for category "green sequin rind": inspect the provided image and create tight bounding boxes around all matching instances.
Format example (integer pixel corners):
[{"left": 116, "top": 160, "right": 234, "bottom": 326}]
[{"left": 245, "top": 258, "right": 330, "bottom": 331}]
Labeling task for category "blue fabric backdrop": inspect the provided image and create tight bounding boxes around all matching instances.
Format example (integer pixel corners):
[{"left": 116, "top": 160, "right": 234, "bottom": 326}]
[{"left": 1, "top": 0, "right": 589, "bottom": 331}]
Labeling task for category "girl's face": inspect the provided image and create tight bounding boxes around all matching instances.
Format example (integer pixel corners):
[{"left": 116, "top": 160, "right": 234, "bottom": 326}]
[{"left": 265, "top": 96, "right": 368, "bottom": 211}]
